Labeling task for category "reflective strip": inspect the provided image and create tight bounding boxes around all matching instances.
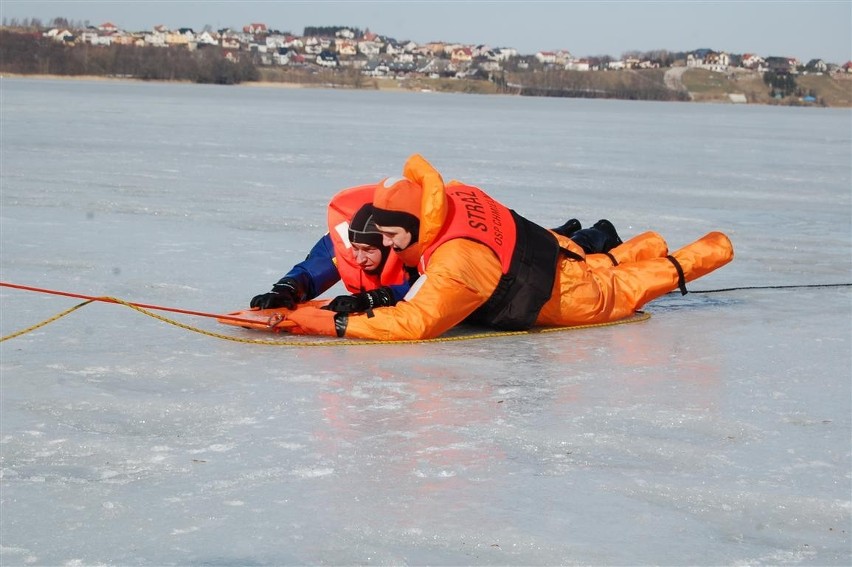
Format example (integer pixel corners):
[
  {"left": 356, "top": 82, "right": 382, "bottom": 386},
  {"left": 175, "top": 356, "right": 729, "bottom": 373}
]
[
  {"left": 333, "top": 221, "right": 352, "bottom": 249},
  {"left": 403, "top": 273, "right": 427, "bottom": 301}
]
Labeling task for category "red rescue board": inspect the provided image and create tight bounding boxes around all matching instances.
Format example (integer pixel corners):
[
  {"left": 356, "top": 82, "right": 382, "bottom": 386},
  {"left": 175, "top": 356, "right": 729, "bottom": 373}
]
[{"left": 217, "top": 300, "right": 330, "bottom": 333}]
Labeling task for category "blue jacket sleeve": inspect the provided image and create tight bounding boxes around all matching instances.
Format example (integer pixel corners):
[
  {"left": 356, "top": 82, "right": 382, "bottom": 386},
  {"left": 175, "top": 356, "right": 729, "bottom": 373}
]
[
  {"left": 276, "top": 234, "right": 341, "bottom": 301},
  {"left": 387, "top": 283, "right": 411, "bottom": 302},
  {"left": 386, "top": 267, "right": 418, "bottom": 302}
]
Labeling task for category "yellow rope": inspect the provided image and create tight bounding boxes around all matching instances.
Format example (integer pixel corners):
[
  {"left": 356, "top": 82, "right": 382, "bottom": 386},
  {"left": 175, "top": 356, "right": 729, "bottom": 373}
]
[
  {"left": 1, "top": 296, "right": 651, "bottom": 346},
  {"left": 0, "top": 299, "right": 98, "bottom": 342}
]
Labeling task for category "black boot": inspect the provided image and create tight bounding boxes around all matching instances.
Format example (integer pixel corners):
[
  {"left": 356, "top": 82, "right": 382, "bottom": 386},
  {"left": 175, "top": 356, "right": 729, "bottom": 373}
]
[
  {"left": 552, "top": 218, "right": 581, "bottom": 238},
  {"left": 570, "top": 219, "right": 623, "bottom": 254},
  {"left": 592, "top": 219, "right": 622, "bottom": 249}
]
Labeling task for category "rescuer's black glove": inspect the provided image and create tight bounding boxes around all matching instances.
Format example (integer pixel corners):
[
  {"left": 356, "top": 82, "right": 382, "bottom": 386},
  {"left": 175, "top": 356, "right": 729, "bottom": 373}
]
[
  {"left": 322, "top": 287, "right": 396, "bottom": 314},
  {"left": 250, "top": 278, "right": 300, "bottom": 309}
]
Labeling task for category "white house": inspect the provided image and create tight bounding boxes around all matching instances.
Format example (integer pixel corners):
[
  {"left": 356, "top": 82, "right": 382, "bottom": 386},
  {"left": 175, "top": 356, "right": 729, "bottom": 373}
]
[
  {"left": 197, "top": 31, "right": 218, "bottom": 46},
  {"left": 535, "top": 51, "right": 558, "bottom": 64},
  {"left": 264, "top": 34, "right": 289, "bottom": 49},
  {"left": 565, "top": 58, "right": 591, "bottom": 71},
  {"left": 271, "top": 52, "right": 289, "bottom": 65},
  {"left": 243, "top": 23, "right": 268, "bottom": 35},
  {"left": 144, "top": 27, "right": 167, "bottom": 47},
  {"left": 44, "top": 28, "right": 75, "bottom": 43},
  {"left": 79, "top": 29, "right": 111, "bottom": 46},
  {"left": 805, "top": 59, "right": 828, "bottom": 73},
  {"left": 304, "top": 36, "right": 331, "bottom": 54},
  {"left": 284, "top": 36, "right": 304, "bottom": 50},
  {"left": 336, "top": 40, "right": 358, "bottom": 56},
  {"left": 358, "top": 40, "right": 381, "bottom": 57},
  {"left": 385, "top": 41, "right": 404, "bottom": 56},
  {"left": 451, "top": 47, "right": 473, "bottom": 63},
  {"left": 220, "top": 34, "right": 242, "bottom": 50},
  {"left": 401, "top": 41, "right": 420, "bottom": 54},
  {"left": 688, "top": 50, "right": 731, "bottom": 72},
  {"left": 554, "top": 50, "right": 573, "bottom": 65},
  {"left": 741, "top": 53, "right": 766, "bottom": 71},
  {"left": 493, "top": 47, "right": 518, "bottom": 61},
  {"left": 471, "top": 44, "right": 491, "bottom": 58},
  {"left": 316, "top": 51, "right": 339, "bottom": 67},
  {"left": 704, "top": 51, "right": 731, "bottom": 72}
]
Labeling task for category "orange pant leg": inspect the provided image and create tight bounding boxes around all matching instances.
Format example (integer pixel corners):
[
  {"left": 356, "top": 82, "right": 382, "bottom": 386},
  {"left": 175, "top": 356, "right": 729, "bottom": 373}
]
[
  {"left": 586, "top": 231, "right": 669, "bottom": 269},
  {"left": 537, "top": 232, "right": 734, "bottom": 326}
]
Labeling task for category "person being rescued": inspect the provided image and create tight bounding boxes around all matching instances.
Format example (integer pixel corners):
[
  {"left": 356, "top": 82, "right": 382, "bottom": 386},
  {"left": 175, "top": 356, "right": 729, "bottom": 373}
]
[
  {"left": 249, "top": 185, "right": 415, "bottom": 314},
  {"left": 285, "top": 154, "right": 734, "bottom": 340},
  {"left": 250, "top": 183, "right": 631, "bottom": 315}
]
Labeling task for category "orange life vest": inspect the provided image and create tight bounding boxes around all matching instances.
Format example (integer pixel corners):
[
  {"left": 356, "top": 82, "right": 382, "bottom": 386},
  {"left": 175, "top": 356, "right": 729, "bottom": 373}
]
[
  {"left": 422, "top": 184, "right": 517, "bottom": 273},
  {"left": 327, "top": 185, "right": 407, "bottom": 293},
  {"left": 421, "top": 184, "right": 560, "bottom": 330}
]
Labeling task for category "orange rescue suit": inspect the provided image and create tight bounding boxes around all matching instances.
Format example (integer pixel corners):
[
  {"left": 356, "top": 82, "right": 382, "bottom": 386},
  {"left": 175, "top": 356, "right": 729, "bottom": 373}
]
[{"left": 338, "top": 155, "right": 734, "bottom": 340}]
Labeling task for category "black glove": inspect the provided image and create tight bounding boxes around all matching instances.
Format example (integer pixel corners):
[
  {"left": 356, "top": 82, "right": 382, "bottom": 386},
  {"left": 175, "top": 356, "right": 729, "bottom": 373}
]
[
  {"left": 250, "top": 278, "right": 299, "bottom": 309},
  {"left": 322, "top": 287, "right": 396, "bottom": 314}
]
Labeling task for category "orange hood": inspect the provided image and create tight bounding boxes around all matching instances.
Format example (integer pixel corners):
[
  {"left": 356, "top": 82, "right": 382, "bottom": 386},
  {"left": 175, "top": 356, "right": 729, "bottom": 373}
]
[{"left": 387, "top": 154, "right": 449, "bottom": 266}]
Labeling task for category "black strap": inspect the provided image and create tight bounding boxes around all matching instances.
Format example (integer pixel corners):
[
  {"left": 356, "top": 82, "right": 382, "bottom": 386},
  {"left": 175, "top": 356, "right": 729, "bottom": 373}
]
[
  {"left": 667, "top": 255, "right": 688, "bottom": 295},
  {"left": 604, "top": 252, "right": 618, "bottom": 266},
  {"left": 334, "top": 313, "right": 348, "bottom": 337},
  {"left": 559, "top": 246, "right": 584, "bottom": 262},
  {"left": 358, "top": 286, "right": 375, "bottom": 318}
]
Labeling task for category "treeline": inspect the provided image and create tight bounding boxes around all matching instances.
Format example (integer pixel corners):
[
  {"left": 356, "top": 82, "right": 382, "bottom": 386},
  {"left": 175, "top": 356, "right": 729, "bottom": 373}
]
[
  {"left": 303, "top": 25, "right": 365, "bottom": 38},
  {"left": 503, "top": 68, "right": 691, "bottom": 102},
  {"left": 763, "top": 70, "right": 803, "bottom": 98},
  {"left": 0, "top": 30, "right": 258, "bottom": 84}
]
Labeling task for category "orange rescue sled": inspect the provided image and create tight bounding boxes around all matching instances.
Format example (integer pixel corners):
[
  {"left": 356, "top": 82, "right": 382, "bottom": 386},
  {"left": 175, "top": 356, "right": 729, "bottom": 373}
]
[{"left": 217, "top": 300, "right": 330, "bottom": 333}]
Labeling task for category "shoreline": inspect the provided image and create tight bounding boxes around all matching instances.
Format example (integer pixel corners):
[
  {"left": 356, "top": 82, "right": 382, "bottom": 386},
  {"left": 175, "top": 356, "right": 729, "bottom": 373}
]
[
  {"left": 0, "top": 73, "right": 395, "bottom": 91},
  {"left": 3, "top": 72, "right": 849, "bottom": 107},
  {"left": 0, "top": 73, "right": 464, "bottom": 96}
]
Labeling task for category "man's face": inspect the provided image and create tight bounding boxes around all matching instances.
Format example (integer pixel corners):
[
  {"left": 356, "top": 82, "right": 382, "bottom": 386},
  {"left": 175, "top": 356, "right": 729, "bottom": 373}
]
[
  {"left": 375, "top": 225, "right": 412, "bottom": 253},
  {"left": 351, "top": 242, "right": 384, "bottom": 274}
]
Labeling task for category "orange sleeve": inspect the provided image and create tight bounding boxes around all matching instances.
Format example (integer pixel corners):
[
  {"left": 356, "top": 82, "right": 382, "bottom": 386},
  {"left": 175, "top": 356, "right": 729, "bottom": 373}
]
[{"left": 342, "top": 239, "right": 502, "bottom": 340}]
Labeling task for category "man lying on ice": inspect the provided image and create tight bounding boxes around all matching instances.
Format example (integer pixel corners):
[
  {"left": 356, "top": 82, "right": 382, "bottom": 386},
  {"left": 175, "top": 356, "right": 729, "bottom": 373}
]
[{"left": 286, "top": 154, "right": 734, "bottom": 341}]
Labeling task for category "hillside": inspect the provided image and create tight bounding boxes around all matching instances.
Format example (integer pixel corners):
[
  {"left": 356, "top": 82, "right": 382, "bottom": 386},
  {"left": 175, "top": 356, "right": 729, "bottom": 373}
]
[
  {"left": 680, "top": 68, "right": 852, "bottom": 106},
  {"left": 2, "top": 27, "right": 850, "bottom": 107},
  {"left": 253, "top": 66, "right": 852, "bottom": 107}
]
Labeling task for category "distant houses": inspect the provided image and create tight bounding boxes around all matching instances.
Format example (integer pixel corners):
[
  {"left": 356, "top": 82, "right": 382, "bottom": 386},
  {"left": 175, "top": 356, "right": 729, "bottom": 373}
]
[
  {"left": 687, "top": 49, "right": 732, "bottom": 72},
  {"left": 32, "top": 21, "right": 852, "bottom": 79}
]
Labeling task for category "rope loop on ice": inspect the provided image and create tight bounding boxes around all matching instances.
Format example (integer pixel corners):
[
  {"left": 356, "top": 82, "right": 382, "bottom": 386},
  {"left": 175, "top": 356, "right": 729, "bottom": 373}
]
[
  {"left": 3, "top": 282, "right": 848, "bottom": 346},
  {"left": 0, "top": 296, "right": 651, "bottom": 346}
]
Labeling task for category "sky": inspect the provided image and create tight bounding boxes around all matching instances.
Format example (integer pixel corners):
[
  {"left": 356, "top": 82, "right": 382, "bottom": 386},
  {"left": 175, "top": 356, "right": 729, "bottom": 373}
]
[{"left": 1, "top": 1, "right": 850, "bottom": 64}]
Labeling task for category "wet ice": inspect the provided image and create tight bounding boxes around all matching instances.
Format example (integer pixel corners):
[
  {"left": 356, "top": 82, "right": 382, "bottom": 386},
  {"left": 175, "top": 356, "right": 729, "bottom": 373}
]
[{"left": 1, "top": 78, "right": 850, "bottom": 565}]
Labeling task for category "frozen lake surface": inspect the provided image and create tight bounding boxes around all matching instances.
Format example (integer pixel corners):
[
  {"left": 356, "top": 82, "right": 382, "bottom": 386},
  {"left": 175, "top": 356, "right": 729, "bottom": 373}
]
[{"left": 1, "top": 77, "right": 850, "bottom": 565}]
